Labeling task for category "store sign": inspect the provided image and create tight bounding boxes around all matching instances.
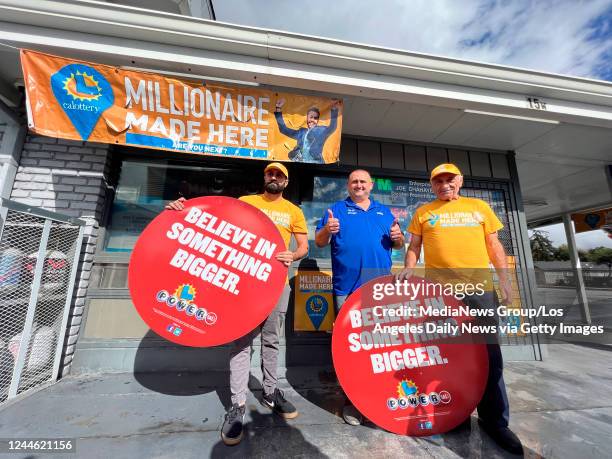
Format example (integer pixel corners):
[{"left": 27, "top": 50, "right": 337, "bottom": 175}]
[
  {"left": 294, "top": 270, "right": 335, "bottom": 331},
  {"left": 332, "top": 275, "right": 488, "bottom": 436},
  {"left": 571, "top": 208, "right": 612, "bottom": 234},
  {"left": 128, "top": 196, "right": 287, "bottom": 347},
  {"left": 20, "top": 49, "right": 343, "bottom": 164}
]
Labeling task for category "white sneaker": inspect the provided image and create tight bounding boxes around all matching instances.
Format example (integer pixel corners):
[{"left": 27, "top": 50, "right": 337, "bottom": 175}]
[{"left": 342, "top": 404, "right": 363, "bottom": 426}]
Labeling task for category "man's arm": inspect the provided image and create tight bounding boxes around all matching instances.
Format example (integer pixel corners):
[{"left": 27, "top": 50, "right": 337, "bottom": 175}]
[
  {"left": 315, "top": 227, "right": 331, "bottom": 248},
  {"left": 315, "top": 209, "right": 339, "bottom": 247},
  {"left": 293, "top": 233, "right": 309, "bottom": 261},
  {"left": 405, "top": 234, "right": 422, "bottom": 269},
  {"left": 274, "top": 97, "right": 300, "bottom": 138},
  {"left": 274, "top": 111, "right": 301, "bottom": 138},
  {"left": 485, "top": 232, "right": 513, "bottom": 304},
  {"left": 275, "top": 233, "right": 309, "bottom": 267},
  {"left": 395, "top": 233, "right": 422, "bottom": 281},
  {"left": 321, "top": 101, "right": 340, "bottom": 138},
  {"left": 390, "top": 218, "right": 405, "bottom": 249}
]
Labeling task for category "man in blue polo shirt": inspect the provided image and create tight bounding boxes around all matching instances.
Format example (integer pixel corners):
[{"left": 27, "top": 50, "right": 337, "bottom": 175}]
[{"left": 315, "top": 169, "right": 404, "bottom": 425}]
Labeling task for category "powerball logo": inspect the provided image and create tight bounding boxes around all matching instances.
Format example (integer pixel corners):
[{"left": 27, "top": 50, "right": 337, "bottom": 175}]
[
  {"left": 386, "top": 380, "right": 451, "bottom": 410},
  {"left": 156, "top": 283, "right": 218, "bottom": 326}
]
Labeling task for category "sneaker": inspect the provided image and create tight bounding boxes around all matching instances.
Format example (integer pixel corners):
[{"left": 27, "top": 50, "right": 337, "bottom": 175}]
[
  {"left": 478, "top": 420, "right": 523, "bottom": 455},
  {"left": 342, "top": 404, "right": 363, "bottom": 426},
  {"left": 446, "top": 416, "right": 472, "bottom": 434},
  {"left": 221, "top": 404, "right": 246, "bottom": 446},
  {"left": 261, "top": 388, "right": 299, "bottom": 419}
]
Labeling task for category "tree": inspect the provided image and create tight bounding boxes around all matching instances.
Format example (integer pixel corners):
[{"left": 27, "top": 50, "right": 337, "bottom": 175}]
[
  {"left": 529, "top": 230, "right": 556, "bottom": 261},
  {"left": 554, "top": 244, "right": 570, "bottom": 261},
  {"left": 586, "top": 247, "right": 612, "bottom": 277},
  {"left": 554, "top": 244, "right": 587, "bottom": 262}
]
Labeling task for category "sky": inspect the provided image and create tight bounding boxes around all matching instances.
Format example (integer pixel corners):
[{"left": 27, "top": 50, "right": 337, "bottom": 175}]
[
  {"left": 530, "top": 222, "right": 611, "bottom": 250},
  {"left": 215, "top": 0, "right": 612, "bottom": 251},
  {"left": 215, "top": 0, "right": 612, "bottom": 81}
]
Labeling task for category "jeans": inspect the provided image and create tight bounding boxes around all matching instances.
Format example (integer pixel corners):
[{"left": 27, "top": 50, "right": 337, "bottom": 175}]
[
  {"left": 464, "top": 291, "right": 510, "bottom": 428},
  {"left": 333, "top": 294, "right": 347, "bottom": 316},
  {"left": 229, "top": 285, "right": 290, "bottom": 405}
]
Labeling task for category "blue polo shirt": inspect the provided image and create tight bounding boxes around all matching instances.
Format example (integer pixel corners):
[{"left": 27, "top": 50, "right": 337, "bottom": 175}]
[{"left": 316, "top": 197, "right": 395, "bottom": 295}]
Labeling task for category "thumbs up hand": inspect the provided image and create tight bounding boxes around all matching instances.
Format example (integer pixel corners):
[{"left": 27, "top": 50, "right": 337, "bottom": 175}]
[
  {"left": 326, "top": 209, "right": 340, "bottom": 234},
  {"left": 390, "top": 218, "right": 403, "bottom": 242}
]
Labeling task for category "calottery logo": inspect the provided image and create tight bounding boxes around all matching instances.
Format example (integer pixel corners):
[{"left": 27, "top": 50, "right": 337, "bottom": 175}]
[
  {"left": 50, "top": 63, "right": 114, "bottom": 140},
  {"left": 305, "top": 294, "right": 328, "bottom": 330},
  {"left": 428, "top": 214, "right": 440, "bottom": 227},
  {"left": 156, "top": 284, "right": 218, "bottom": 326},
  {"left": 63, "top": 71, "right": 102, "bottom": 101},
  {"left": 307, "top": 295, "right": 325, "bottom": 313},
  {"left": 386, "top": 380, "right": 451, "bottom": 411}
]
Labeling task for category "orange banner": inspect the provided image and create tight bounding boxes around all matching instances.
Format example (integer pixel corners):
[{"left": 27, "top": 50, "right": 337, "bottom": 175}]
[
  {"left": 21, "top": 49, "right": 343, "bottom": 164},
  {"left": 571, "top": 208, "right": 612, "bottom": 234}
]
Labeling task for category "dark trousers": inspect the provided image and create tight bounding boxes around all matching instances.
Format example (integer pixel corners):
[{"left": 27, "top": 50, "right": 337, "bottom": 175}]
[
  {"left": 333, "top": 294, "right": 347, "bottom": 316},
  {"left": 464, "top": 292, "right": 510, "bottom": 428}
]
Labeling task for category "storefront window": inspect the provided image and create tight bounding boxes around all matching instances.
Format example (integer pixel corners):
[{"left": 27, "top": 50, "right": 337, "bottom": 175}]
[
  {"left": 104, "top": 160, "right": 260, "bottom": 252},
  {"left": 104, "top": 163, "right": 510, "bottom": 257},
  {"left": 302, "top": 175, "right": 510, "bottom": 264}
]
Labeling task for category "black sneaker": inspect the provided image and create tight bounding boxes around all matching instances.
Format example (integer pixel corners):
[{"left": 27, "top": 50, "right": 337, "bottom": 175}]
[
  {"left": 446, "top": 416, "right": 472, "bottom": 434},
  {"left": 261, "top": 388, "right": 299, "bottom": 419},
  {"left": 478, "top": 420, "right": 523, "bottom": 455},
  {"left": 221, "top": 404, "right": 246, "bottom": 446}
]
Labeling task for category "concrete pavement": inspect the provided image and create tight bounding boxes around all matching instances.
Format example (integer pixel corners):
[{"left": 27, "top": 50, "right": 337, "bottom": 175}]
[{"left": 0, "top": 343, "right": 611, "bottom": 458}]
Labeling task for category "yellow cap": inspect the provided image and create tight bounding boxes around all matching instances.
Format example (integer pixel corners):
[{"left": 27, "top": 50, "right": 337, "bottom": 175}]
[
  {"left": 430, "top": 163, "right": 461, "bottom": 180},
  {"left": 264, "top": 162, "right": 289, "bottom": 179}
]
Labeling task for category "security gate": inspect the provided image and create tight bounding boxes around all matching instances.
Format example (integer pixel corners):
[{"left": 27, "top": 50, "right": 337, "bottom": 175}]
[{"left": 0, "top": 198, "right": 84, "bottom": 404}]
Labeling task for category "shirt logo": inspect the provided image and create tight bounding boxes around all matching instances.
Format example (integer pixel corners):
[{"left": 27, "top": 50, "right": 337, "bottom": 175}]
[
  {"left": 427, "top": 211, "right": 483, "bottom": 228},
  {"left": 259, "top": 208, "right": 291, "bottom": 228}
]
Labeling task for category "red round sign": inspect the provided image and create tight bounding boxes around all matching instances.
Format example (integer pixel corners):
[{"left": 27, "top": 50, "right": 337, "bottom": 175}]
[
  {"left": 332, "top": 275, "right": 488, "bottom": 436},
  {"left": 128, "top": 196, "right": 287, "bottom": 347}
]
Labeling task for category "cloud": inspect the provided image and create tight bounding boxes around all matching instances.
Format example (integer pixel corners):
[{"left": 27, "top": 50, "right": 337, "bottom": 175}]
[{"left": 214, "top": 0, "right": 612, "bottom": 81}]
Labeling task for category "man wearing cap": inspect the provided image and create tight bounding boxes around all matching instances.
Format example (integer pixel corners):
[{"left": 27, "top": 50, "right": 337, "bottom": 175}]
[
  {"left": 274, "top": 98, "right": 341, "bottom": 163},
  {"left": 166, "top": 162, "right": 308, "bottom": 446},
  {"left": 396, "top": 163, "right": 522, "bottom": 454},
  {"left": 315, "top": 168, "right": 405, "bottom": 425}
]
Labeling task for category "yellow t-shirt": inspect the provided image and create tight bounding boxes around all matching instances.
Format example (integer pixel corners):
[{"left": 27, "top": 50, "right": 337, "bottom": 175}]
[
  {"left": 408, "top": 197, "right": 503, "bottom": 269},
  {"left": 239, "top": 194, "right": 307, "bottom": 250}
]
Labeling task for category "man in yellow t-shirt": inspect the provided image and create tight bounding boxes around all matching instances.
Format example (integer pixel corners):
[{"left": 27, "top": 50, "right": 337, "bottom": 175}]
[
  {"left": 166, "top": 162, "right": 308, "bottom": 446},
  {"left": 396, "top": 163, "right": 522, "bottom": 455}
]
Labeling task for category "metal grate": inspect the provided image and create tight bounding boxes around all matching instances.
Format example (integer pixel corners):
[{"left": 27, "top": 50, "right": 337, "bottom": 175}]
[
  {"left": 464, "top": 181, "right": 534, "bottom": 348},
  {"left": 0, "top": 200, "right": 84, "bottom": 403}
]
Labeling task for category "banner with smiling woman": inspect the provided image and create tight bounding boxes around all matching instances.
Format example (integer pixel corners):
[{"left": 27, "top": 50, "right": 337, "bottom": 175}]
[{"left": 20, "top": 49, "right": 343, "bottom": 164}]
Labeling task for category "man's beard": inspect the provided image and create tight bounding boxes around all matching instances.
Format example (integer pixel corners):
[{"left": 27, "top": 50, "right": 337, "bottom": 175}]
[{"left": 264, "top": 182, "right": 286, "bottom": 194}]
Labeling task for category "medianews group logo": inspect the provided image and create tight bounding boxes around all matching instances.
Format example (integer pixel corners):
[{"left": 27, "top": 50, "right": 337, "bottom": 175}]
[
  {"left": 386, "top": 380, "right": 451, "bottom": 414},
  {"left": 156, "top": 284, "right": 218, "bottom": 336}
]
